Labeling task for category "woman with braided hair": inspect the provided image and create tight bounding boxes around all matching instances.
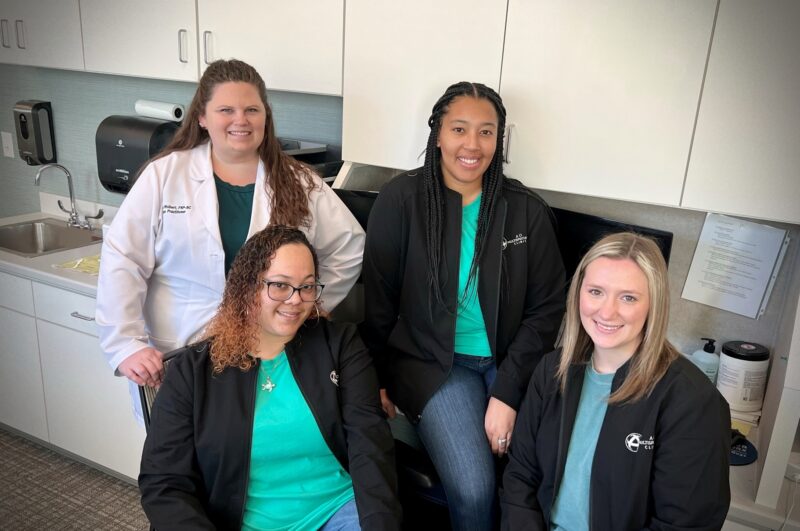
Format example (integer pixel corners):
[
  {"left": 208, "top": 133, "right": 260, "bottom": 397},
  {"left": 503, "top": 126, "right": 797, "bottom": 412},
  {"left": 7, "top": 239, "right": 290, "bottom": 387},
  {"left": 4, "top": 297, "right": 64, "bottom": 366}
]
[{"left": 361, "top": 82, "right": 566, "bottom": 529}]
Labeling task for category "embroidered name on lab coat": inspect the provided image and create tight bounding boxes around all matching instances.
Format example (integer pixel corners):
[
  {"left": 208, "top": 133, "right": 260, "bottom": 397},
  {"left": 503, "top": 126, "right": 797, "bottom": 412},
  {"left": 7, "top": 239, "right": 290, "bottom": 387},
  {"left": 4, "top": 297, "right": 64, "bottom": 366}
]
[{"left": 162, "top": 204, "right": 192, "bottom": 214}]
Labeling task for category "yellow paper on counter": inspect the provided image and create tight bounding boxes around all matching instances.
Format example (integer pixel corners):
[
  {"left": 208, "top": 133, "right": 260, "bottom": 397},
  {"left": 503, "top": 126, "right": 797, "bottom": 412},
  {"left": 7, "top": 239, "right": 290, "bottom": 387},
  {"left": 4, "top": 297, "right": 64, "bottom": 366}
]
[
  {"left": 731, "top": 419, "right": 752, "bottom": 437},
  {"left": 53, "top": 254, "right": 100, "bottom": 276}
]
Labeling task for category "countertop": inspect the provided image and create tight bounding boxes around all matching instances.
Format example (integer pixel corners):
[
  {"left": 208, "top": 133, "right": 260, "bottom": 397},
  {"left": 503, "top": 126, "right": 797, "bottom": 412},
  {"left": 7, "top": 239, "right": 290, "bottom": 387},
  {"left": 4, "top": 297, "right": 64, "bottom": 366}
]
[{"left": 0, "top": 212, "right": 102, "bottom": 298}]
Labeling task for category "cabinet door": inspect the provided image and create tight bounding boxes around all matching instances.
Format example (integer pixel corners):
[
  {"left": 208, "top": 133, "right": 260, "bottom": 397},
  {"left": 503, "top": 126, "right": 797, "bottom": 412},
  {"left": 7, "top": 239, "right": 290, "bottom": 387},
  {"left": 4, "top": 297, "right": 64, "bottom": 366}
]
[
  {"left": 0, "top": 0, "right": 83, "bottom": 70},
  {"left": 198, "top": 0, "right": 343, "bottom": 95},
  {"left": 342, "top": 0, "right": 507, "bottom": 170},
  {"left": 682, "top": 0, "right": 800, "bottom": 224},
  {"left": 80, "top": 0, "right": 197, "bottom": 81},
  {"left": 501, "top": 0, "right": 716, "bottom": 205},
  {"left": 38, "top": 320, "right": 145, "bottom": 480},
  {"left": 0, "top": 0, "right": 22, "bottom": 65},
  {"left": 0, "top": 306, "right": 48, "bottom": 441}
]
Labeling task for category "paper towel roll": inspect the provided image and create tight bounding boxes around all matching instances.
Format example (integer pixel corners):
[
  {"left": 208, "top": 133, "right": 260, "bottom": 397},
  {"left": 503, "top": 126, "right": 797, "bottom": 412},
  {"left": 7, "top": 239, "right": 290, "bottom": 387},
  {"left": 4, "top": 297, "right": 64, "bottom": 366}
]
[{"left": 134, "top": 99, "right": 185, "bottom": 122}]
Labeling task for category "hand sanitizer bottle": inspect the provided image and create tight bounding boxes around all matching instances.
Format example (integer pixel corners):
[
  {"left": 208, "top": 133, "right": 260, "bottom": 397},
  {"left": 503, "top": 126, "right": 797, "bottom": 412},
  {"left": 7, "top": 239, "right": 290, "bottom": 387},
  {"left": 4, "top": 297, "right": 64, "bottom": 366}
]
[{"left": 690, "top": 338, "right": 719, "bottom": 384}]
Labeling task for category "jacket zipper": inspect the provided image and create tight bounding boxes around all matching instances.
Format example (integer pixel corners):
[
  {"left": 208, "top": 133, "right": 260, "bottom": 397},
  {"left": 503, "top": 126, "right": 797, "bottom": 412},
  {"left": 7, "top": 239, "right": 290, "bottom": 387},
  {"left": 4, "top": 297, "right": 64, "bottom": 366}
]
[
  {"left": 238, "top": 361, "right": 259, "bottom": 529},
  {"left": 490, "top": 203, "right": 507, "bottom": 360}
]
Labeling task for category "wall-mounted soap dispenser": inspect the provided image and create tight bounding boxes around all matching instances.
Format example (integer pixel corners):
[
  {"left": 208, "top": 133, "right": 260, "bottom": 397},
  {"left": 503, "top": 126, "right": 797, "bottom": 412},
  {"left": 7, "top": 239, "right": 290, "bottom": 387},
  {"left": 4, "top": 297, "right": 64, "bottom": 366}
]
[{"left": 13, "top": 100, "right": 57, "bottom": 165}]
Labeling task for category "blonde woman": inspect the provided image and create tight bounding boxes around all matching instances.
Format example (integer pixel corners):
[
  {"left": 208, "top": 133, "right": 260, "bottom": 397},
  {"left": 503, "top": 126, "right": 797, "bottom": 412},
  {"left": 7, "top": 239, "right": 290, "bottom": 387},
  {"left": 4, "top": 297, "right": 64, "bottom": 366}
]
[{"left": 501, "top": 232, "right": 730, "bottom": 530}]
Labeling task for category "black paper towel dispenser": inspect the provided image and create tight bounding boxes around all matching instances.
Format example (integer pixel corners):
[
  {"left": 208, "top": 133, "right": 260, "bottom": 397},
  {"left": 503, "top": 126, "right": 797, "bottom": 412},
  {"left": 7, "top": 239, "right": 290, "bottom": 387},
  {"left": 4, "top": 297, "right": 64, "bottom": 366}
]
[{"left": 96, "top": 115, "right": 178, "bottom": 194}]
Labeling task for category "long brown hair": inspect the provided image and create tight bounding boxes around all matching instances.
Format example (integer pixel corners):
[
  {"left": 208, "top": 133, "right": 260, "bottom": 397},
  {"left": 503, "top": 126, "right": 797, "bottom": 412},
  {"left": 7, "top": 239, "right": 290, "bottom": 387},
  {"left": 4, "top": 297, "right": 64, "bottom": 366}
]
[
  {"left": 200, "top": 225, "right": 320, "bottom": 373},
  {"left": 156, "top": 59, "right": 316, "bottom": 227},
  {"left": 556, "top": 232, "right": 680, "bottom": 404}
]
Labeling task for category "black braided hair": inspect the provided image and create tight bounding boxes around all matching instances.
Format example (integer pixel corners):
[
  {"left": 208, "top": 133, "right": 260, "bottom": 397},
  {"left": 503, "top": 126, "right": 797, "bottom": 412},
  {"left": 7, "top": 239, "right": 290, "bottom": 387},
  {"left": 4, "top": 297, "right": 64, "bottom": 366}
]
[{"left": 423, "top": 81, "right": 507, "bottom": 309}]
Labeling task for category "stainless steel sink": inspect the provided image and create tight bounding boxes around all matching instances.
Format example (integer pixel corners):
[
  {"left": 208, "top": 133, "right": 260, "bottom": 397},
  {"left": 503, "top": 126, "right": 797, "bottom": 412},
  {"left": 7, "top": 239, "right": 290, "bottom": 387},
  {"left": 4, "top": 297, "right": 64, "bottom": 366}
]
[{"left": 0, "top": 218, "right": 102, "bottom": 258}]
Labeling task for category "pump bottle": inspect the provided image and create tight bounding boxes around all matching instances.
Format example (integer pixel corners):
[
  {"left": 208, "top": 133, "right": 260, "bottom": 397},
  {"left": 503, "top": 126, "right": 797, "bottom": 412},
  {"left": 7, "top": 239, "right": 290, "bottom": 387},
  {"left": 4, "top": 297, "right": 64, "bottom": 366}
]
[{"left": 689, "top": 337, "right": 719, "bottom": 384}]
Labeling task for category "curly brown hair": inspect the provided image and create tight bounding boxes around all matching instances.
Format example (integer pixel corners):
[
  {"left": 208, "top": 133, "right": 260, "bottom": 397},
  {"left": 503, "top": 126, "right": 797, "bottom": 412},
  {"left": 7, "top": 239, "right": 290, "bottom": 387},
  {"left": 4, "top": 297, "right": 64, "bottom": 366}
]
[
  {"left": 200, "top": 225, "right": 320, "bottom": 373},
  {"left": 154, "top": 59, "right": 317, "bottom": 227}
]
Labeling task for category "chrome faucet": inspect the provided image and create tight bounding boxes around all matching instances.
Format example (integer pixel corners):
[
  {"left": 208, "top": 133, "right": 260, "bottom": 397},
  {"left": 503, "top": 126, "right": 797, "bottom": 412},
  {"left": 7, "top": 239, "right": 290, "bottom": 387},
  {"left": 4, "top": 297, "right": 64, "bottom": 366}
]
[{"left": 34, "top": 163, "right": 104, "bottom": 229}]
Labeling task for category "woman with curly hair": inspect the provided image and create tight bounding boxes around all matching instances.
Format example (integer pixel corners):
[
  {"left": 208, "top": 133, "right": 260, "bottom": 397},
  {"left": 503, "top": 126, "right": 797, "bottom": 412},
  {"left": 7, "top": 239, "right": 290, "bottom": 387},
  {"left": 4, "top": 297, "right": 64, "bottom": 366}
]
[
  {"left": 501, "top": 232, "right": 730, "bottom": 530},
  {"left": 139, "top": 226, "right": 401, "bottom": 530},
  {"left": 96, "top": 59, "right": 364, "bottom": 424}
]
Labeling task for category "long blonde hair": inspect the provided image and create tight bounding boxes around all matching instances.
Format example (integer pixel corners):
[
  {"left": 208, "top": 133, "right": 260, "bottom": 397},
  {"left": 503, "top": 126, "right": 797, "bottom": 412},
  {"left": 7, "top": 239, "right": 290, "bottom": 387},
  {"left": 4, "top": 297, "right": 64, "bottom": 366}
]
[{"left": 556, "top": 232, "right": 679, "bottom": 403}]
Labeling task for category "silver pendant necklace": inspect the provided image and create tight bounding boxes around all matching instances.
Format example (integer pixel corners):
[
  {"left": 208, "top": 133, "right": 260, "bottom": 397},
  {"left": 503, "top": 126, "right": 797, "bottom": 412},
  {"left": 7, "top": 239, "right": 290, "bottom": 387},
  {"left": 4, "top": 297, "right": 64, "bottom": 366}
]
[{"left": 260, "top": 355, "right": 285, "bottom": 393}]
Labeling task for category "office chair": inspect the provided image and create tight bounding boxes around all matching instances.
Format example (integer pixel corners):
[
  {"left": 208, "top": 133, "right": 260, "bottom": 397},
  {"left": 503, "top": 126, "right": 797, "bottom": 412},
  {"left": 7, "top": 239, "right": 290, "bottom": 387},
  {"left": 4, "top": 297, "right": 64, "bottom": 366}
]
[{"left": 138, "top": 349, "right": 180, "bottom": 432}]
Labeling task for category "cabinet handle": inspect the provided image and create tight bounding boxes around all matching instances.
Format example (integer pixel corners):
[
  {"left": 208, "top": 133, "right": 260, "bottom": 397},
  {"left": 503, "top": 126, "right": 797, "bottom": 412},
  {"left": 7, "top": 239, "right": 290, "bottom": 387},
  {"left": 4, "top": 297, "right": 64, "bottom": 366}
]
[
  {"left": 203, "top": 31, "right": 212, "bottom": 65},
  {"left": 15, "top": 19, "right": 24, "bottom": 49},
  {"left": 503, "top": 123, "right": 515, "bottom": 164},
  {"left": 177, "top": 29, "right": 188, "bottom": 63},
  {"left": 70, "top": 311, "right": 95, "bottom": 322},
  {"left": 1, "top": 20, "right": 10, "bottom": 48}
]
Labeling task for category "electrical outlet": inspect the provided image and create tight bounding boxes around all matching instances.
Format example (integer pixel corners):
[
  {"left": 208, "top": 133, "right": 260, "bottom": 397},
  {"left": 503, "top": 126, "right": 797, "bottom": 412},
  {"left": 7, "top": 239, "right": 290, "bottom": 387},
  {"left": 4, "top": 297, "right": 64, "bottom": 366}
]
[
  {"left": 1, "top": 131, "right": 13, "bottom": 158},
  {"left": 786, "top": 462, "right": 800, "bottom": 481}
]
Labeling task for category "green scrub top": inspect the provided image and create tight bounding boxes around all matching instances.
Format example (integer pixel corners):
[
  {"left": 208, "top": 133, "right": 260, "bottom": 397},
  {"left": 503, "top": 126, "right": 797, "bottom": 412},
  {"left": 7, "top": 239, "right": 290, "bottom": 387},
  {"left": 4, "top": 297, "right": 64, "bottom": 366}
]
[
  {"left": 214, "top": 175, "right": 255, "bottom": 275},
  {"left": 454, "top": 194, "right": 492, "bottom": 357},
  {"left": 242, "top": 352, "right": 355, "bottom": 530}
]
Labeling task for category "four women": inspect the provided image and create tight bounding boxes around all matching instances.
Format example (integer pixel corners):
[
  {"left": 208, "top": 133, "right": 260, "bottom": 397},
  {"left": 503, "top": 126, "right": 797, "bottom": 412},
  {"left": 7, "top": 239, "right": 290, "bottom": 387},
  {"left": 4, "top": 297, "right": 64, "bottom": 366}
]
[
  {"left": 96, "top": 59, "right": 364, "bottom": 423},
  {"left": 132, "top": 65, "right": 731, "bottom": 529}
]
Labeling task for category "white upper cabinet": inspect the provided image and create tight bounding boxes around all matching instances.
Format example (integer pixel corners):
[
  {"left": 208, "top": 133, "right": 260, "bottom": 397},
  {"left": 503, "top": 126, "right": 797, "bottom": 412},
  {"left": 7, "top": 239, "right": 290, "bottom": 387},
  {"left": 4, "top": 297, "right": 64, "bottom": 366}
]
[
  {"left": 500, "top": 0, "right": 716, "bottom": 206},
  {"left": 197, "top": 0, "right": 343, "bottom": 95},
  {"left": 342, "top": 0, "right": 507, "bottom": 171},
  {"left": 682, "top": 0, "right": 800, "bottom": 224},
  {"left": 80, "top": 0, "right": 198, "bottom": 82},
  {"left": 0, "top": 0, "right": 83, "bottom": 70}
]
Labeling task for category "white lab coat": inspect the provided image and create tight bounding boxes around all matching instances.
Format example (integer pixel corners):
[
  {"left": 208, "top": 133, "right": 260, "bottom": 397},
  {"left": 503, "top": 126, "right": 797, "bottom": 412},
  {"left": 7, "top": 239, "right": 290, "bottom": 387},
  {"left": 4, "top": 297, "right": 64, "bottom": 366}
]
[{"left": 95, "top": 142, "right": 364, "bottom": 422}]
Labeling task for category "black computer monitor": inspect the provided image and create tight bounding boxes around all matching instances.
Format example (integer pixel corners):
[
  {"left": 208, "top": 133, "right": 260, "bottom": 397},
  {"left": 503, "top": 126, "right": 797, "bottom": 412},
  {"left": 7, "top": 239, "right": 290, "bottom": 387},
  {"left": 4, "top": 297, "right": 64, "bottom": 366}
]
[{"left": 552, "top": 207, "right": 673, "bottom": 282}]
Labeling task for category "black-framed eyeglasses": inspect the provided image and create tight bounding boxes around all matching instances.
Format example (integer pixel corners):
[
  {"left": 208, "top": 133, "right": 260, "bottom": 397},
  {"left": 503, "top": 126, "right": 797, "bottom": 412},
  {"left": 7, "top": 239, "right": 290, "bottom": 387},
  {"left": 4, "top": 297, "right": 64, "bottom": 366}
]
[{"left": 261, "top": 280, "right": 325, "bottom": 302}]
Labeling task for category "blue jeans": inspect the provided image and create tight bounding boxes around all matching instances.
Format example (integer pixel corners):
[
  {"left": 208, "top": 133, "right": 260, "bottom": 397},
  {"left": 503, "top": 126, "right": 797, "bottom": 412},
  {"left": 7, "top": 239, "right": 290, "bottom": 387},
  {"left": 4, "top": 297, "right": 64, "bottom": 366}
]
[
  {"left": 320, "top": 498, "right": 360, "bottom": 531},
  {"left": 415, "top": 354, "right": 497, "bottom": 531}
]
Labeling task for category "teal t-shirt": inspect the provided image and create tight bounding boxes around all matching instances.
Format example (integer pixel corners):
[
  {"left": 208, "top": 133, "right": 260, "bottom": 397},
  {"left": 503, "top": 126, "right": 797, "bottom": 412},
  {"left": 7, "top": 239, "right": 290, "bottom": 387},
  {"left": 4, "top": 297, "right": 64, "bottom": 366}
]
[
  {"left": 454, "top": 194, "right": 492, "bottom": 357},
  {"left": 550, "top": 362, "right": 615, "bottom": 531},
  {"left": 214, "top": 175, "right": 255, "bottom": 275},
  {"left": 242, "top": 351, "right": 355, "bottom": 531}
]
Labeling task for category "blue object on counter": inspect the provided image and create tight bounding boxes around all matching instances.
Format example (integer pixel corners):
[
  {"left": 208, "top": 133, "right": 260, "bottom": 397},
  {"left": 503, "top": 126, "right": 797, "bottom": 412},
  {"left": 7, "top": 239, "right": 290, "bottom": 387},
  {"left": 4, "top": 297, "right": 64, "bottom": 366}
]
[{"left": 730, "top": 429, "right": 758, "bottom": 466}]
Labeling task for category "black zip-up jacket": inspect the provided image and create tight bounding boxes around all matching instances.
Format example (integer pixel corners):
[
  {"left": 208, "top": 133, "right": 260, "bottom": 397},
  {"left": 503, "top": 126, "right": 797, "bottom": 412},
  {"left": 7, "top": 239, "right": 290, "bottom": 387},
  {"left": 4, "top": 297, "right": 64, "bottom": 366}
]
[
  {"left": 360, "top": 170, "right": 566, "bottom": 420},
  {"left": 139, "top": 320, "right": 402, "bottom": 530},
  {"left": 501, "top": 350, "right": 731, "bottom": 530}
]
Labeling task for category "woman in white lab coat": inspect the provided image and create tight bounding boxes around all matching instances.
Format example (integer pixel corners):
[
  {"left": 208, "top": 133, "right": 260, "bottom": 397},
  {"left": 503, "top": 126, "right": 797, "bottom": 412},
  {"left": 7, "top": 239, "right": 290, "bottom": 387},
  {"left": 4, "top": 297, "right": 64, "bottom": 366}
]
[{"left": 96, "top": 59, "right": 364, "bottom": 423}]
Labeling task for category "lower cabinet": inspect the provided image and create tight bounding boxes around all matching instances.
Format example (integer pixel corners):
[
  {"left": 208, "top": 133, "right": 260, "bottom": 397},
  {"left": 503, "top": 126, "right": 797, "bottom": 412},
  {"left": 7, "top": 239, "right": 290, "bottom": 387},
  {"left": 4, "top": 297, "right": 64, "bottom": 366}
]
[
  {"left": 38, "top": 319, "right": 145, "bottom": 480},
  {"left": 0, "top": 268, "right": 145, "bottom": 481},
  {"left": 0, "top": 305, "right": 48, "bottom": 441}
]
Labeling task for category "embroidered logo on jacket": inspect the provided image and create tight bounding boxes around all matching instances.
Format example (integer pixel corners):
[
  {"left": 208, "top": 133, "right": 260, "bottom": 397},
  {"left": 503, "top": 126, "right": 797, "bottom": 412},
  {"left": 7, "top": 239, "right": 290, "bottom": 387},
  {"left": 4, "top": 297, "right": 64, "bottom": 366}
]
[
  {"left": 330, "top": 370, "right": 339, "bottom": 387},
  {"left": 502, "top": 233, "right": 528, "bottom": 251},
  {"left": 625, "top": 432, "right": 655, "bottom": 452}
]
